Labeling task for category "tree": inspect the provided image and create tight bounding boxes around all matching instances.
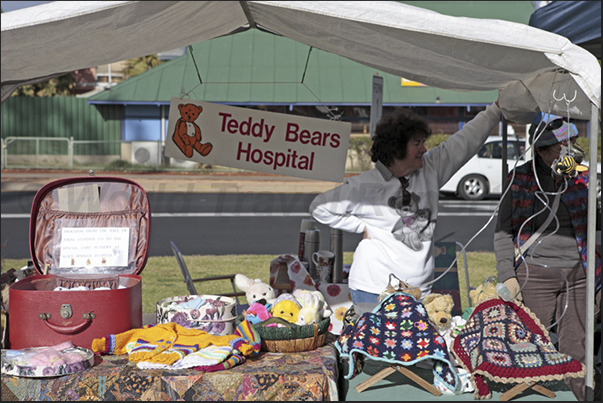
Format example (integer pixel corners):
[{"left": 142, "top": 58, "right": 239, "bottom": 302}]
[
  {"left": 122, "top": 55, "right": 163, "bottom": 79},
  {"left": 11, "top": 74, "right": 76, "bottom": 97}
]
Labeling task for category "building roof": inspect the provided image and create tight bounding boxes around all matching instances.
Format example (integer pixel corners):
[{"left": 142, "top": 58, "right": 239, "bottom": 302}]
[{"left": 88, "top": 1, "right": 535, "bottom": 106}]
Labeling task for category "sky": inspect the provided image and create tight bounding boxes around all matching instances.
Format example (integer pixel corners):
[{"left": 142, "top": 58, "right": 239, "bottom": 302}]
[{"left": 1, "top": 1, "right": 52, "bottom": 13}]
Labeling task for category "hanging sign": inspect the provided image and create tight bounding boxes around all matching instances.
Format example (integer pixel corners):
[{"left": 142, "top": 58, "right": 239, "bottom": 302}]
[{"left": 164, "top": 98, "right": 351, "bottom": 182}]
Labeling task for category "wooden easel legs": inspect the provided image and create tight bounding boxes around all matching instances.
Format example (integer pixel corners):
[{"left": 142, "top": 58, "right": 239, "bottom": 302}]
[
  {"left": 354, "top": 364, "right": 442, "bottom": 396},
  {"left": 499, "top": 381, "right": 556, "bottom": 401}
]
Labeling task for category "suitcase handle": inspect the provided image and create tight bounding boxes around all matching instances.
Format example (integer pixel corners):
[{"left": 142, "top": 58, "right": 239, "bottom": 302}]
[{"left": 38, "top": 312, "right": 95, "bottom": 334}]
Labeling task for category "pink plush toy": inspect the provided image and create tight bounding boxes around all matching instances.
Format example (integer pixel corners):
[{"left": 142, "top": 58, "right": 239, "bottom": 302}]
[{"left": 245, "top": 302, "right": 272, "bottom": 325}]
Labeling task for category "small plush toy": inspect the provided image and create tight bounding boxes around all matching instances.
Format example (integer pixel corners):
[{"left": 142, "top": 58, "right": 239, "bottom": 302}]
[
  {"left": 297, "top": 293, "right": 322, "bottom": 326},
  {"left": 422, "top": 293, "right": 472, "bottom": 395},
  {"left": 244, "top": 302, "right": 272, "bottom": 325},
  {"left": 378, "top": 275, "right": 421, "bottom": 302},
  {"left": 463, "top": 276, "right": 507, "bottom": 322},
  {"left": 235, "top": 274, "right": 276, "bottom": 307},
  {"left": 422, "top": 293, "right": 466, "bottom": 340},
  {"left": 422, "top": 293, "right": 454, "bottom": 330},
  {"left": 272, "top": 292, "right": 301, "bottom": 308},
  {"left": 271, "top": 300, "right": 301, "bottom": 324},
  {"left": 294, "top": 290, "right": 332, "bottom": 325},
  {"left": 469, "top": 278, "right": 499, "bottom": 306}
]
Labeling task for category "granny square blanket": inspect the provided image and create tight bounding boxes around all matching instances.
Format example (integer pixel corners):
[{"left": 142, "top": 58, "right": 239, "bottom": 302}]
[
  {"left": 452, "top": 298, "right": 586, "bottom": 399},
  {"left": 336, "top": 292, "right": 460, "bottom": 393}
]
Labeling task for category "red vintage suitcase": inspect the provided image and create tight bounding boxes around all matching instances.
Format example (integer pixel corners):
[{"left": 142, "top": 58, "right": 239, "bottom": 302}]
[{"left": 8, "top": 176, "right": 150, "bottom": 350}]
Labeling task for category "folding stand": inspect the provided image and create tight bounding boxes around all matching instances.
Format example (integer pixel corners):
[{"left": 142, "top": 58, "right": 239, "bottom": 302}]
[
  {"left": 499, "top": 381, "right": 556, "bottom": 401},
  {"left": 354, "top": 364, "right": 442, "bottom": 396}
]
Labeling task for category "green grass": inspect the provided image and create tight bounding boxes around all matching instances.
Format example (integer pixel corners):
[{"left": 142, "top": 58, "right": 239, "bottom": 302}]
[{"left": 2, "top": 252, "right": 497, "bottom": 314}]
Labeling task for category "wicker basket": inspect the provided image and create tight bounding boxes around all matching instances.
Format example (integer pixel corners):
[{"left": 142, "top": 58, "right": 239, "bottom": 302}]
[{"left": 235, "top": 315, "right": 330, "bottom": 353}]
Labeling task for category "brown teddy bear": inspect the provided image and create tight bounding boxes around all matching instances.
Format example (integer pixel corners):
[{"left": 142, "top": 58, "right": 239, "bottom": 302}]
[
  {"left": 422, "top": 293, "right": 473, "bottom": 395},
  {"left": 422, "top": 293, "right": 468, "bottom": 357},
  {"left": 378, "top": 275, "right": 421, "bottom": 302},
  {"left": 172, "top": 103, "right": 212, "bottom": 158},
  {"left": 469, "top": 278, "right": 499, "bottom": 308},
  {"left": 422, "top": 293, "right": 455, "bottom": 332}
]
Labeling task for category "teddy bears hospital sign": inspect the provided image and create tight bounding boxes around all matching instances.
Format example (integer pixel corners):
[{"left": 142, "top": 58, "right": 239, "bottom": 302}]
[{"left": 164, "top": 98, "right": 351, "bottom": 182}]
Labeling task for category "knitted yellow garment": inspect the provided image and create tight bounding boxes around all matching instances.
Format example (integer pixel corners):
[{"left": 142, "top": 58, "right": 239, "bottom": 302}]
[{"left": 91, "top": 322, "right": 252, "bottom": 365}]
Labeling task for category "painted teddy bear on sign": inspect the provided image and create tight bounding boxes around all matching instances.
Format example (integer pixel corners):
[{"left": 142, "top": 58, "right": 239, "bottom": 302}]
[
  {"left": 388, "top": 192, "right": 435, "bottom": 251},
  {"left": 172, "top": 103, "right": 213, "bottom": 158}
]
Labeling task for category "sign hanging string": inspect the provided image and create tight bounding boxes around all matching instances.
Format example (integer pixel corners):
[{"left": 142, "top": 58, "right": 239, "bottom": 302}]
[{"left": 179, "top": 43, "right": 343, "bottom": 121}]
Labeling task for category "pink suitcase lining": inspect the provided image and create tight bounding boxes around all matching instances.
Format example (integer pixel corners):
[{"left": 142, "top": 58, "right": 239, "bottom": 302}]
[{"left": 29, "top": 176, "right": 150, "bottom": 280}]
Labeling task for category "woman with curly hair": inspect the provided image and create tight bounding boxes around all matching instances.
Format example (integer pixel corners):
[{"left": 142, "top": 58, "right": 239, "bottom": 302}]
[{"left": 309, "top": 101, "right": 502, "bottom": 307}]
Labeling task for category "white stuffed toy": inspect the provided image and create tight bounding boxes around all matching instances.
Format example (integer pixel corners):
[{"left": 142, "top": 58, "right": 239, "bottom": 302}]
[
  {"left": 294, "top": 290, "right": 332, "bottom": 325},
  {"left": 234, "top": 274, "right": 276, "bottom": 307}
]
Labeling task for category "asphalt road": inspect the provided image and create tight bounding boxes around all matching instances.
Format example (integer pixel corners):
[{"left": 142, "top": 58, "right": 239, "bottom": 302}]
[{"left": 1, "top": 192, "right": 502, "bottom": 260}]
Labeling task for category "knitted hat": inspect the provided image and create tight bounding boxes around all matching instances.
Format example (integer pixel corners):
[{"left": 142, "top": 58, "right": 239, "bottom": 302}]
[{"left": 528, "top": 113, "right": 578, "bottom": 148}]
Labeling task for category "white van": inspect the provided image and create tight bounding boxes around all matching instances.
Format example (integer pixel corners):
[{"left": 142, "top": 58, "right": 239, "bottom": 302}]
[{"left": 440, "top": 136, "right": 527, "bottom": 200}]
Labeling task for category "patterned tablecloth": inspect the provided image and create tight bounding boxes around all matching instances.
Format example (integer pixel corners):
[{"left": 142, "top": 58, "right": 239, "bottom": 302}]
[{"left": 1, "top": 334, "right": 339, "bottom": 401}]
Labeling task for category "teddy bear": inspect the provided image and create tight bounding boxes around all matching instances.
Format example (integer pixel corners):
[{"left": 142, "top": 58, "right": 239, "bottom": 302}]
[
  {"left": 463, "top": 276, "right": 514, "bottom": 322},
  {"left": 378, "top": 275, "right": 421, "bottom": 302},
  {"left": 234, "top": 274, "right": 276, "bottom": 308},
  {"left": 422, "top": 293, "right": 466, "bottom": 347},
  {"left": 172, "top": 103, "right": 213, "bottom": 158},
  {"left": 422, "top": 293, "right": 454, "bottom": 331},
  {"left": 388, "top": 192, "right": 435, "bottom": 251},
  {"left": 422, "top": 292, "right": 473, "bottom": 395},
  {"left": 467, "top": 276, "right": 499, "bottom": 312},
  {"left": 469, "top": 282, "right": 497, "bottom": 306}
]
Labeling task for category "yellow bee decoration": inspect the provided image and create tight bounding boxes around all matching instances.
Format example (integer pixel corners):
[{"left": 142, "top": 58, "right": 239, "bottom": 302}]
[{"left": 555, "top": 156, "right": 588, "bottom": 178}]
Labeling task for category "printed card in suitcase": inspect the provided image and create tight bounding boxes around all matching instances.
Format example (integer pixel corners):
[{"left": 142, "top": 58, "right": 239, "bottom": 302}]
[{"left": 9, "top": 176, "right": 151, "bottom": 350}]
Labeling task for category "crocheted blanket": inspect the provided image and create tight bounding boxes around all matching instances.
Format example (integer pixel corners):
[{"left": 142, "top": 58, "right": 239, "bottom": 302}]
[
  {"left": 336, "top": 292, "right": 461, "bottom": 393},
  {"left": 452, "top": 299, "right": 586, "bottom": 399}
]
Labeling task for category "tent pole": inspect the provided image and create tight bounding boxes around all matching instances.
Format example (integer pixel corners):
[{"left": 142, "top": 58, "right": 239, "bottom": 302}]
[
  {"left": 584, "top": 101, "right": 599, "bottom": 401},
  {"left": 501, "top": 116, "right": 508, "bottom": 190}
]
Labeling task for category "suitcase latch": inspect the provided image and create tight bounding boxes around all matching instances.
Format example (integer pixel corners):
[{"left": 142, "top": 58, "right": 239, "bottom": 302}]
[{"left": 60, "top": 304, "right": 73, "bottom": 319}]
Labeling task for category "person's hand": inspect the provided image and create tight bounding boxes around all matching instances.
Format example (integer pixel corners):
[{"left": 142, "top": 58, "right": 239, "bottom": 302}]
[
  {"left": 363, "top": 229, "right": 371, "bottom": 239},
  {"left": 503, "top": 278, "right": 523, "bottom": 302}
]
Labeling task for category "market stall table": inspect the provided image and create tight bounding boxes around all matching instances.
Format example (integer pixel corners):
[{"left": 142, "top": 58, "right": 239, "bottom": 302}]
[{"left": 0, "top": 334, "right": 339, "bottom": 401}]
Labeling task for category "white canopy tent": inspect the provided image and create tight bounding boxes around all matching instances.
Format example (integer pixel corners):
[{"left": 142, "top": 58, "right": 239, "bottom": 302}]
[
  {"left": 2, "top": 1, "right": 600, "bottom": 397},
  {"left": 1, "top": 1, "right": 600, "bottom": 114}
]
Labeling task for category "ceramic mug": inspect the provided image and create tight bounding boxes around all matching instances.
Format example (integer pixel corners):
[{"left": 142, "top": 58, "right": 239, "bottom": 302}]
[{"left": 312, "top": 250, "right": 335, "bottom": 282}]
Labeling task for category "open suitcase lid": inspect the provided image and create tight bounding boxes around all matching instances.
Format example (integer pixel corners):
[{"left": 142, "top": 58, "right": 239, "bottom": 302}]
[{"left": 29, "top": 176, "right": 151, "bottom": 277}]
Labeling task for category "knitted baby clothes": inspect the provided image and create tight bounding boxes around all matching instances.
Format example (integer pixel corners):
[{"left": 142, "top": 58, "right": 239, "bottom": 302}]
[
  {"left": 92, "top": 322, "right": 250, "bottom": 365},
  {"left": 234, "top": 318, "right": 261, "bottom": 356},
  {"left": 91, "top": 322, "right": 178, "bottom": 356},
  {"left": 135, "top": 320, "right": 260, "bottom": 370},
  {"left": 135, "top": 325, "right": 246, "bottom": 365},
  {"left": 137, "top": 345, "right": 235, "bottom": 370}
]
